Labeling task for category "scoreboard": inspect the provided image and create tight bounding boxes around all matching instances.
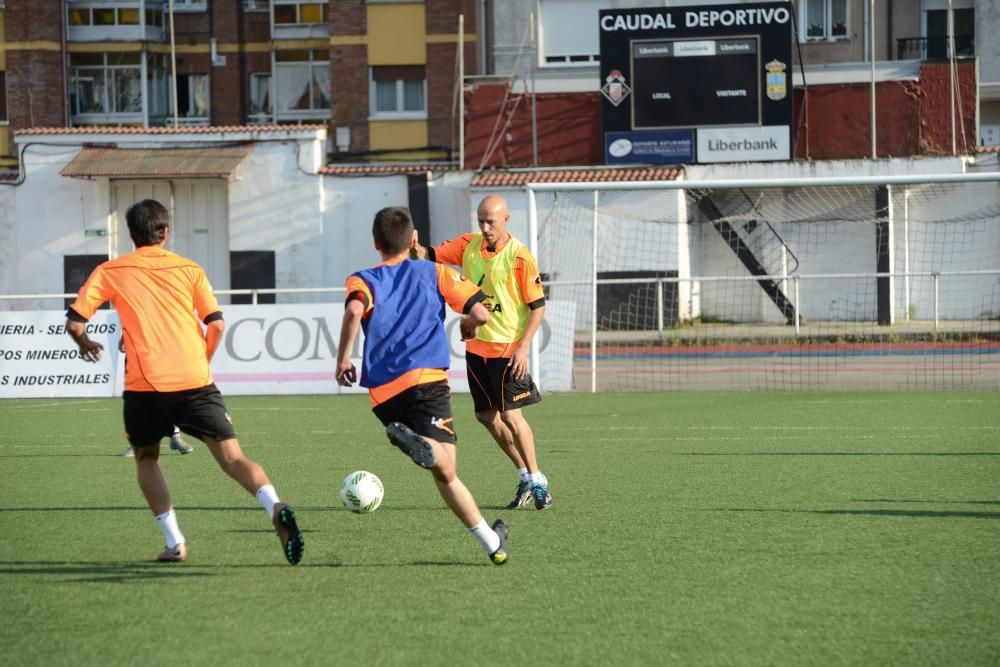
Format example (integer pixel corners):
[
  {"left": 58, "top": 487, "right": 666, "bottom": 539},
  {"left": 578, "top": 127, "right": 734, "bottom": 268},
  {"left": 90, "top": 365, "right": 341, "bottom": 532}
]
[{"left": 599, "top": 2, "right": 793, "bottom": 165}]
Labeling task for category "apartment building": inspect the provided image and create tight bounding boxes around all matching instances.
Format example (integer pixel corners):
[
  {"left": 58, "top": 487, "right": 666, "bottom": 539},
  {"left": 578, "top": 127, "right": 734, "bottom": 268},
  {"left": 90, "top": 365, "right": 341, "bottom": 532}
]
[{"left": 0, "top": 0, "right": 478, "bottom": 169}]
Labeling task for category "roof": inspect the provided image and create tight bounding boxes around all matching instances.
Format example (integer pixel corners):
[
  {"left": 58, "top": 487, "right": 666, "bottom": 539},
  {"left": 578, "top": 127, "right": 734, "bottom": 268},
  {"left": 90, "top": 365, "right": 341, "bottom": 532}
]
[
  {"left": 320, "top": 163, "right": 460, "bottom": 176},
  {"left": 470, "top": 166, "right": 684, "bottom": 187},
  {"left": 975, "top": 145, "right": 1000, "bottom": 154},
  {"left": 60, "top": 145, "right": 253, "bottom": 180},
  {"left": 16, "top": 125, "right": 325, "bottom": 136}
]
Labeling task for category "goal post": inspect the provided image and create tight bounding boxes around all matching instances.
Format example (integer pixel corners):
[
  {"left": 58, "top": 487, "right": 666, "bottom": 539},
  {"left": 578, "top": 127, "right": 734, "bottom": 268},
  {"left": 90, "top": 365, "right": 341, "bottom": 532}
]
[{"left": 527, "top": 171, "right": 1000, "bottom": 392}]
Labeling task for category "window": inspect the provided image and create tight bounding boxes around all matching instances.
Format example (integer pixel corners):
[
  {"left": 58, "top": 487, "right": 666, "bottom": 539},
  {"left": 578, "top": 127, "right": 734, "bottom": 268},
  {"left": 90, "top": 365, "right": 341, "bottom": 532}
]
[
  {"left": 249, "top": 73, "right": 272, "bottom": 121},
  {"left": 370, "top": 66, "right": 426, "bottom": 117},
  {"left": 538, "top": 0, "right": 603, "bottom": 66},
  {"left": 274, "top": 49, "right": 329, "bottom": 115},
  {"left": 69, "top": 52, "right": 143, "bottom": 117},
  {"left": 170, "top": 0, "right": 208, "bottom": 11},
  {"left": 0, "top": 72, "right": 6, "bottom": 122},
  {"left": 244, "top": 0, "right": 268, "bottom": 11},
  {"left": 169, "top": 74, "right": 210, "bottom": 120},
  {"left": 802, "top": 0, "right": 848, "bottom": 41},
  {"left": 68, "top": 4, "right": 157, "bottom": 27},
  {"left": 274, "top": 1, "right": 327, "bottom": 25}
]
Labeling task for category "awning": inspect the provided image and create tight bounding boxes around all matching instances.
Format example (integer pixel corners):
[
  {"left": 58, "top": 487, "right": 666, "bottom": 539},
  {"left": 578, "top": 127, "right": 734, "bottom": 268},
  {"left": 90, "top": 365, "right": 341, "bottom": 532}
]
[{"left": 60, "top": 145, "right": 253, "bottom": 180}]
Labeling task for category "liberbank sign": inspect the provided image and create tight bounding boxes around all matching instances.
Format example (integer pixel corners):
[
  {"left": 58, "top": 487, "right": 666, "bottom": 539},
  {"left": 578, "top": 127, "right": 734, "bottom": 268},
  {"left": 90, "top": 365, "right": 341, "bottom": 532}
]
[{"left": 599, "top": 1, "right": 793, "bottom": 165}]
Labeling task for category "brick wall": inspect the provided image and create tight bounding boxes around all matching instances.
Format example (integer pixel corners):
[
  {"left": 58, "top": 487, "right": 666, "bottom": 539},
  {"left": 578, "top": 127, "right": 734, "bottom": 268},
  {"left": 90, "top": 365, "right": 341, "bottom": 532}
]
[
  {"left": 330, "top": 45, "right": 368, "bottom": 152},
  {"left": 5, "top": 0, "right": 65, "bottom": 129},
  {"left": 465, "top": 83, "right": 602, "bottom": 168},
  {"left": 331, "top": 0, "right": 365, "bottom": 35}
]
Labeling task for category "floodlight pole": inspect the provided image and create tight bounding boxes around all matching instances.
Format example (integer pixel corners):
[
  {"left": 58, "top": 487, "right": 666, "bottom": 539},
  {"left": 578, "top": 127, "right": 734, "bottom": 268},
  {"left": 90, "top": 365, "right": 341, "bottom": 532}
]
[
  {"left": 530, "top": 12, "right": 539, "bottom": 167},
  {"left": 948, "top": 0, "right": 956, "bottom": 154},
  {"left": 169, "top": 0, "right": 179, "bottom": 128},
  {"left": 869, "top": 0, "right": 876, "bottom": 160},
  {"left": 459, "top": 14, "right": 465, "bottom": 169}
]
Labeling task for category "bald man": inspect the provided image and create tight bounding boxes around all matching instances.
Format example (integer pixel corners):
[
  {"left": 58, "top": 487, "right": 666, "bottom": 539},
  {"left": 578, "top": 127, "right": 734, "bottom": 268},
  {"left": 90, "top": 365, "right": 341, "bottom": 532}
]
[{"left": 413, "top": 195, "right": 552, "bottom": 510}]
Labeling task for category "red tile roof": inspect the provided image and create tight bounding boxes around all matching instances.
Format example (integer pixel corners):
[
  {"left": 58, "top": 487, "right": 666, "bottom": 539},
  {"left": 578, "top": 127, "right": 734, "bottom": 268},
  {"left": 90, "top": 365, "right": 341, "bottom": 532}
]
[
  {"left": 470, "top": 166, "right": 684, "bottom": 187},
  {"left": 15, "top": 125, "right": 326, "bottom": 136},
  {"left": 320, "top": 163, "right": 460, "bottom": 175}
]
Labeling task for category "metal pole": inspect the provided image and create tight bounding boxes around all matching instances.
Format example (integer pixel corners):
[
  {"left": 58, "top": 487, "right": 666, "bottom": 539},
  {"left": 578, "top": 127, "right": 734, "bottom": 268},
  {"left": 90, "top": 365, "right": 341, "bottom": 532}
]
[
  {"left": 656, "top": 279, "right": 663, "bottom": 334},
  {"left": 169, "top": 0, "right": 179, "bottom": 128},
  {"left": 458, "top": 14, "right": 465, "bottom": 169},
  {"left": 903, "top": 189, "right": 911, "bottom": 319},
  {"left": 870, "top": 0, "right": 876, "bottom": 159},
  {"left": 530, "top": 12, "right": 539, "bottom": 167},
  {"left": 933, "top": 272, "right": 940, "bottom": 331},
  {"left": 527, "top": 187, "right": 541, "bottom": 386},
  {"left": 591, "top": 190, "right": 598, "bottom": 393},
  {"left": 794, "top": 276, "right": 800, "bottom": 335},
  {"left": 948, "top": 0, "right": 956, "bottom": 154}
]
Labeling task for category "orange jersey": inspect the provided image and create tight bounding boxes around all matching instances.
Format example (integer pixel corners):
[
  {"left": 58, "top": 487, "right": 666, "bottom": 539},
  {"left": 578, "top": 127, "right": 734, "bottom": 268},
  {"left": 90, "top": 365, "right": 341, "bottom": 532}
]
[
  {"left": 346, "top": 256, "right": 484, "bottom": 406},
  {"left": 69, "top": 246, "right": 221, "bottom": 392},
  {"left": 431, "top": 233, "right": 545, "bottom": 358}
]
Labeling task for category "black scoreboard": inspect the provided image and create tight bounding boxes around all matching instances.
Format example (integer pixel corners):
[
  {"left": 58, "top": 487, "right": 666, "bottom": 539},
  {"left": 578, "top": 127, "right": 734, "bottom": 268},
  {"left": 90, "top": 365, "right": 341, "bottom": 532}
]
[{"left": 599, "top": 2, "right": 794, "bottom": 165}]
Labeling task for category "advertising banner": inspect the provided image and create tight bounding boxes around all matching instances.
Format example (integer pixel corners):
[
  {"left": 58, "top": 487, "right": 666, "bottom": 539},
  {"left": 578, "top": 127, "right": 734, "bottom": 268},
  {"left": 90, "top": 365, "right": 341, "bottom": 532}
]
[
  {"left": 0, "top": 310, "right": 122, "bottom": 398},
  {"left": 1, "top": 302, "right": 577, "bottom": 398}
]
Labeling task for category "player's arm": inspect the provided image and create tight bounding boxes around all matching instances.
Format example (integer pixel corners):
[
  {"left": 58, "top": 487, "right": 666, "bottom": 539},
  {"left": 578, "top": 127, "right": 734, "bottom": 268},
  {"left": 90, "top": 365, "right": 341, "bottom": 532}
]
[
  {"left": 66, "top": 316, "right": 104, "bottom": 363},
  {"left": 509, "top": 251, "right": 546, "bottom": 379},
  {"left": 436, "top": 264, "right": 488, "bottom": 340},
  {"left": 413, "top": 234, "right": 472, "bottom": 266},
  {"left": 337, "top": 277, "right": 371, "bottom": 386},
  {"left": 204, "top": 318, "right": 225, "bottom": 362},
  {"left": 65, "top": 267, "right": 110, "bottom": 363},
  {"left": 190, "top": 268, "right": 225, "bottom": 361}
]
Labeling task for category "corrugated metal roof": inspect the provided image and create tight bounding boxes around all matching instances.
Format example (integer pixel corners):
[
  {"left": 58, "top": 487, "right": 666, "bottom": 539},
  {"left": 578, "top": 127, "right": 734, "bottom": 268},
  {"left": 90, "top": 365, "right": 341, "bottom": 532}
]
[
  {"left": 17, "top": 125, "right": 325, "bottom": 136},
  {"left": 470, "top": 166, "right": 684, "bottom": 187},
  {"left": 320, "top": 163, "right": 460, "bottom": 176},
  {"left": 60, "top": 145, "right": 253, "bottom": 180}
]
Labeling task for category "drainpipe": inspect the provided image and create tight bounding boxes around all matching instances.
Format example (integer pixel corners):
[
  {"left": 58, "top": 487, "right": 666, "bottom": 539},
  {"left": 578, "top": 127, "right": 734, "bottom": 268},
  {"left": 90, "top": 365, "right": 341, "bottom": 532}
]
[{"left": 61, "top": 0, "right": 69, "bottom": 125}]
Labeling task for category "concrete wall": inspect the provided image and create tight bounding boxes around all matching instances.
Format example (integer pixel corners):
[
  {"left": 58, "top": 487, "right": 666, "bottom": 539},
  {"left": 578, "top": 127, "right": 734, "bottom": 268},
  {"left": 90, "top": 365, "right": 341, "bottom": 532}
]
[{"left": 0, "top": 130, "right": 472, "bottom": 310}]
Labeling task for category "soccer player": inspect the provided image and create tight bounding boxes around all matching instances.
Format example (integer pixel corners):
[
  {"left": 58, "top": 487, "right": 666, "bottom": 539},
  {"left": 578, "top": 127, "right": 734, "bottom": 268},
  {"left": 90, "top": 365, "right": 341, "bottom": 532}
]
[
  {"left": 336, "top": 206, "right": 510, "bottom": 565},
  {"left": 412, "top": 194, "right": 552, "bottom": 510},
  {"left": 65, "top": 199, "right": 304, "bottom": 565}
]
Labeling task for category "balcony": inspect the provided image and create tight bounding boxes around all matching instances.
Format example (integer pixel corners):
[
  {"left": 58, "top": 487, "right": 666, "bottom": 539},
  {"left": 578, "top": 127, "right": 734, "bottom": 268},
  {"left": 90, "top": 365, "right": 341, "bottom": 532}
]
[
  {"left": 896, "top": 36, "right": 974, "bottom": 61},
  {"left": 67, "top": 1, "right": 165, "bottom": 43}
]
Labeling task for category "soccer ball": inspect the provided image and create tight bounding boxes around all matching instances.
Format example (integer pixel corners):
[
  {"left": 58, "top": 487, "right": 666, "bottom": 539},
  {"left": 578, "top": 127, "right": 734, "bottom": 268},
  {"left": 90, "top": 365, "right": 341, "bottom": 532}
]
[{"left": 339, "top": 471, "right": 384, "bottom": 513}]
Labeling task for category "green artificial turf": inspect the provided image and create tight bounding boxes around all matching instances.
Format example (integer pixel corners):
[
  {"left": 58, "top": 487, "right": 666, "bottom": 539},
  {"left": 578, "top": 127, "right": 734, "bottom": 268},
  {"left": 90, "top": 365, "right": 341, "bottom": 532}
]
[{"left": 1, "top": 391, "right": 998, "bottom": 666}]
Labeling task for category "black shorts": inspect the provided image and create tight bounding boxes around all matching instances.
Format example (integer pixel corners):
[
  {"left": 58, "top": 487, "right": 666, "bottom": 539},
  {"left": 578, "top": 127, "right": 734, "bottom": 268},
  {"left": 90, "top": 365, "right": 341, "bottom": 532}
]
[
  {"left": 466, "top": 351, "right": 542, "bottom": 414},
  {"left": 123, "top": 383, "right": 236, "bottom": 447},
  {"left": 371, "top": 380, "right": 457, "bottom": 445}
]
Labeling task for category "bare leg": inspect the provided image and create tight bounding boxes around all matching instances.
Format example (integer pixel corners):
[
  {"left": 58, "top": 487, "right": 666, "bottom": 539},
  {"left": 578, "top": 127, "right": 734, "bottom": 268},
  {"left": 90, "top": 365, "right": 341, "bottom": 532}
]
[
  {"left": 202, "top": 435, "right": 271, "bottom": 495},
  {"left": 134, "top": 443, "right": 172, "bottom": 515},
  {"left": 425, "top": 438, "right": 485, "bottom": 528},
  {"left": 499, "top": 408, "right": 539, "bottom": 473},
  {"left": 476, "top": 409, "right": 527, "bottom": 469}
]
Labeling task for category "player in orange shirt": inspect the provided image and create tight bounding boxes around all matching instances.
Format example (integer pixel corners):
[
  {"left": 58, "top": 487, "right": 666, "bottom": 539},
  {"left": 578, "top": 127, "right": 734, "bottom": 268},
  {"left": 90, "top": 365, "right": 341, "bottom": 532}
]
[
  {"left": 66, "top": 199, "right": 303, "bottom": 565},
  {"left": 336, "top": 206, "right": 510, "bottom": 565},
  {"left": 413, "top": 194, "right": 552, "bottom": 510}
]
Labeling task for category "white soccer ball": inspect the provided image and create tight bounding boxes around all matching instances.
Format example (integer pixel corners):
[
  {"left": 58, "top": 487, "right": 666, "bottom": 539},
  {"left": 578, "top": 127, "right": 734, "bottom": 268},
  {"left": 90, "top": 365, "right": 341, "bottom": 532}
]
[{"left": 339, "top": 471, "right": 384, "bottom": 513}]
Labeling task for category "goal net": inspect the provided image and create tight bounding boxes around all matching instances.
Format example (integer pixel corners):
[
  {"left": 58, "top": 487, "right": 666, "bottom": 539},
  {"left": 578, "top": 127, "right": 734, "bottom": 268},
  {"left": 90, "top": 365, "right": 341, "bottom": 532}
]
[{"left": 531, "top": 176, "right": 1000, "bottom": 392}]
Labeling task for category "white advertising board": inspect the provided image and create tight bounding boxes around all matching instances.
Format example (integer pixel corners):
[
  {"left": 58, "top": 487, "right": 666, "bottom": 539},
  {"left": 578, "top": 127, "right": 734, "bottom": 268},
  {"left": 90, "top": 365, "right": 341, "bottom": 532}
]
[
  {"left": 1, "top": 302, "right": 576, "bottom": 398},
  {"left": 697, "top": 125, "right": 791, "bottom": 162},
  {"left": 0, "top": 310, "right": 123, "bottom": 398}
]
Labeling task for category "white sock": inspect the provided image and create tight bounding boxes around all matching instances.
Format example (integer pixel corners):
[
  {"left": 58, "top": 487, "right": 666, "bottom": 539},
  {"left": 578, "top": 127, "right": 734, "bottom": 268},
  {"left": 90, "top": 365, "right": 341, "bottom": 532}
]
[
  {"left": 529, "top": 471, "right": 547, "bottom": 485},
  {"left": 155, "top": 510, "right": 185, "bottom": 549},
  {"left": 172, "top": 426, "right": 181, "bottom": 436},
  {"left": 517, "top": 467, "right": 529, "bottom": 483},
  {"left": 469, "top": 519, "right": 501, "bottom": 554},
  {"left": 255, "top": 484, "right": 281, "bottom": 520}
]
